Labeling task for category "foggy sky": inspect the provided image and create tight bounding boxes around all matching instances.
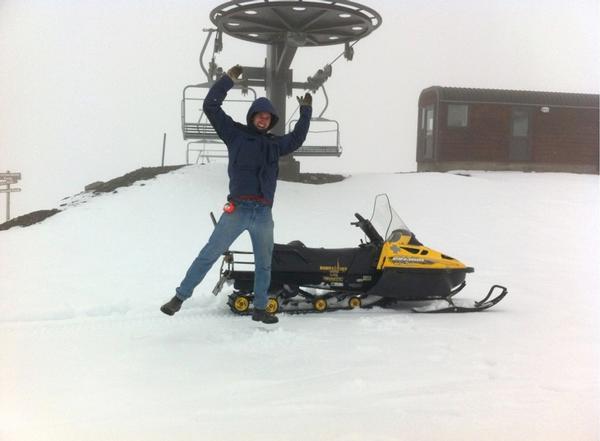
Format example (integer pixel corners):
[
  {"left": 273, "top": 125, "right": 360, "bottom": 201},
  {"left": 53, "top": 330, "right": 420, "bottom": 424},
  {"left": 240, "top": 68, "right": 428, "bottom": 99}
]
[{"left": 1, "top": 0, "right": 598, "bottom": 218}]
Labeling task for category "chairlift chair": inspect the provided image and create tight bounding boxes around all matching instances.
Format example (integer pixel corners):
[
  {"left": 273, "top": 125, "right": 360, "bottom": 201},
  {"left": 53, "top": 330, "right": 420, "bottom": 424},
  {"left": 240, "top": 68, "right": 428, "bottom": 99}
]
[
  {"left": 182, "top": 83, "right": 257, "bottom": 164},
  {"left": 288, "top": 117, "right": 342, "bottom": 157}
]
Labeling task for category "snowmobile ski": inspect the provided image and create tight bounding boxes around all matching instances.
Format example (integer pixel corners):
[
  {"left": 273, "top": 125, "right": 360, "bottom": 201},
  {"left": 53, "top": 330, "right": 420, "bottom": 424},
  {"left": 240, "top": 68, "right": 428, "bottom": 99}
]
[{"left": 411, "top": 285, "right": 508, "bottom": 313}]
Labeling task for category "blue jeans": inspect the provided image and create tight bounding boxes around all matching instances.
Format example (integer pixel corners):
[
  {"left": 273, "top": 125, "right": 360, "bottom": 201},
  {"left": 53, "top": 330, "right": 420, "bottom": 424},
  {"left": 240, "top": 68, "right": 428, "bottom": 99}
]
[{"left": 176, "top": 201, "right": 274, "bottom": 310}]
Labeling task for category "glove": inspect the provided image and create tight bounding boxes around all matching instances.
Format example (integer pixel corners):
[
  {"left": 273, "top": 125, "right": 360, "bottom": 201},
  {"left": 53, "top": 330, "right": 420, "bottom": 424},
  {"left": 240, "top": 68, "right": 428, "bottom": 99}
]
[
  {"left": 227, "top": 64, "right": 243, "bottom": 80},
  {"left": 297, "top": 92, "right": 312, "bottom": 107}
]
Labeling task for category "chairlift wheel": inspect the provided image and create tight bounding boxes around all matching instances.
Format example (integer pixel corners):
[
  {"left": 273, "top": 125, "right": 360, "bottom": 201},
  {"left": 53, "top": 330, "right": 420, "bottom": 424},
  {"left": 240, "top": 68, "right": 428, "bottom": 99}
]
[
  {"left": 312, "top": 297, "right": 328, "bottom": 312},
  {"left": 348, "top": 296, "right": 362, "bottom": 309}
]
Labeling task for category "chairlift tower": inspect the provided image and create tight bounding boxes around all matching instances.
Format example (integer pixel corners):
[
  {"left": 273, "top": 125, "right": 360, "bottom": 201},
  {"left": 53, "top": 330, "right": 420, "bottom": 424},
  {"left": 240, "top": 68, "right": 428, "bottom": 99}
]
[{"left": 183, "top": 0, "right": 381, "bottom": 179}]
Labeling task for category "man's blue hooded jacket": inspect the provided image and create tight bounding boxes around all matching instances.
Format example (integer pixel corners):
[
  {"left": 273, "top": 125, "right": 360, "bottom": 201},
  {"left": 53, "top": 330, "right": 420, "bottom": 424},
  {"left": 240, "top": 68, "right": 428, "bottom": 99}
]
[{"left": 203, "top": 75, "right": 312, "bottom": 205}]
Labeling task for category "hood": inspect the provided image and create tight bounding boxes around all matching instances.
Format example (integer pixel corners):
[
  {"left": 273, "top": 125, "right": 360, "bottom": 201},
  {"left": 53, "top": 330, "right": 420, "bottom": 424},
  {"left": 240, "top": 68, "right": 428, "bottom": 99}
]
[{"left": 246, "top": 97, "right": 279, "bottom": 132}]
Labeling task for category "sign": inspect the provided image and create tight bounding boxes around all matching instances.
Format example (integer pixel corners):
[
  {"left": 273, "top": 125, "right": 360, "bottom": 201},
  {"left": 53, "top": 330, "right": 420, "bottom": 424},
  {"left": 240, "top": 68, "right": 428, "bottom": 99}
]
[
  {"left": 0, "top": 172, "right": 21, "bottom": 179},
  {"left": 1, "top": 171, "right": 22, "bottom": 222},
  {"left": 0, "top": 172, "right": 21, "bottom": 184}
]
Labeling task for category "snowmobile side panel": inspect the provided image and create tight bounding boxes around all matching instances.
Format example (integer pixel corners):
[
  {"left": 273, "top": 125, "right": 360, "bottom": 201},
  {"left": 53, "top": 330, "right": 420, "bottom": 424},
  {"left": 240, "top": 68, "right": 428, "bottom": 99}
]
[
  {"left": 366, "top": 267, "right": 471, "bottom": 300},
  {"left": 231, "top": 270, "right": 343, "bottom": 292},
  {"left": 272, "top": 244, "right": 358, "bottom": 273},
  {"left": 230, "top": 242, "right": 381, "bottom": 293}
]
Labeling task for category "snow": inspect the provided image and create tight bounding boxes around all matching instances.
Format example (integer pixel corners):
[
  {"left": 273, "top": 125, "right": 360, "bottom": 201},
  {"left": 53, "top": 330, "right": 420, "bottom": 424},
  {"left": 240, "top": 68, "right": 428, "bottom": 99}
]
[{"left": 1, "top": 164, "right": 599, "bottom": 441}]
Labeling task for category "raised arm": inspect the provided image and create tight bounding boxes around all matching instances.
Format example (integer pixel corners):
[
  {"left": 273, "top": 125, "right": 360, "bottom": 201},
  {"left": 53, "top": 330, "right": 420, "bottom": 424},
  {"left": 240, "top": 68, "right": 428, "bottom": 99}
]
[
  {"left": 202, "top": 66, "right": 242, "bottom": 145},
  {"left": 279, "top": 93, "right": 313, "bottom": 157}
]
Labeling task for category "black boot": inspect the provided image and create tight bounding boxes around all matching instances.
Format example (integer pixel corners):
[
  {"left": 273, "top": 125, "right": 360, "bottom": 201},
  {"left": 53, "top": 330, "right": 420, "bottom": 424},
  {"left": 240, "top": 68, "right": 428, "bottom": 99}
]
[
  {"left": 252, "top": 308, "right": 279, "bottom": 324},
  {"left": 160, "top": 296, "right": 183, "bottom": 316}
]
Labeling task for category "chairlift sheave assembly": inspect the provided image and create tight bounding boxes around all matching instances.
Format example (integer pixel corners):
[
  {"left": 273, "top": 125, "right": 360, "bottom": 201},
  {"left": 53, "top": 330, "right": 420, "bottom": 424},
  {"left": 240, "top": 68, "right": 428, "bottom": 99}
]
[{"left": 181, "top": 0, "right": 382, "bottom": 170}]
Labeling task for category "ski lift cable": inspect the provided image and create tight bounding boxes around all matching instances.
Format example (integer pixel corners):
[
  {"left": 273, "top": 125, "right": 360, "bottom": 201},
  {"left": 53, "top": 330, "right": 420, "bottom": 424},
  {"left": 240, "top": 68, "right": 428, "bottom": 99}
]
[
  {"left": 202, "top": 29, "right": 363, "bottom": 86},
  {"left": 200, "top": 30, "right": 363, "bottom": 124},
  {"left": 286, "top": 105, "right": 300, "bottom": 127},
  {"left": 285, "top": 83, "right": 328, "bottom": 127},
  {"left": 283, "top": 38, "right": 364, "bottom": 124},
  {"left": 204, "top": 30, "right": 362, "bottom": 84},
  {"left": 327, "top": 38, "right": 362, "bottom": 67}
]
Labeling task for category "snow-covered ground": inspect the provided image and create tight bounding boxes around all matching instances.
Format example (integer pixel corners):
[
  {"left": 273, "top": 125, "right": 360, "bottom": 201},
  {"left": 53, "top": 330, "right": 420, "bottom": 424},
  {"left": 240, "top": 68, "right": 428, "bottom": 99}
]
[{"left": 1, "top": 164, "right": 599, "bottom": 441}]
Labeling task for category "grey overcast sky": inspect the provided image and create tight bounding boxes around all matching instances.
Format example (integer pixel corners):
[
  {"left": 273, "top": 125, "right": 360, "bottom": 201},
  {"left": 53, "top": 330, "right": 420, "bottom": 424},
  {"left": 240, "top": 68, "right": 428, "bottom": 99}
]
[{"left": 1, "top": 0, "right": 598, "bottom": 218}]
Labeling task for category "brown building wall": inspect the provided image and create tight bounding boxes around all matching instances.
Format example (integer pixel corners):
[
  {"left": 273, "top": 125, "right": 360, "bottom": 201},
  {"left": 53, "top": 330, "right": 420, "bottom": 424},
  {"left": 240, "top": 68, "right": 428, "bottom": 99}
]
[
  {"left": 532, "top": 107, "right": 599, "bottom": 166},
  {"left": 438, "top": 103, "right": 510, "bottom": 162},
  {"left": 417, "top": 87, "right": 599, "bottom": 174}
]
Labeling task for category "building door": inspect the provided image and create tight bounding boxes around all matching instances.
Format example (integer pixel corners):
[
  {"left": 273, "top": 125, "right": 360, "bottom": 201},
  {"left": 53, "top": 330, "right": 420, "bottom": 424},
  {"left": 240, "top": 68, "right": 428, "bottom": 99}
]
[
  {"left": 420, "top": 105, "right": 435, "bottom": 160},
  {"left": 509, "top": 108, "right": 531, "bottom": 161}
]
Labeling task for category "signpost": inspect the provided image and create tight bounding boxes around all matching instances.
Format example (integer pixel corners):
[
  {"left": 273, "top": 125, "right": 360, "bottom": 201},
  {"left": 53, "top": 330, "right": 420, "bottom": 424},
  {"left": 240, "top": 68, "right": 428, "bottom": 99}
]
[{"left": 0, "top": 171, "right": 22, "bottom": 222}]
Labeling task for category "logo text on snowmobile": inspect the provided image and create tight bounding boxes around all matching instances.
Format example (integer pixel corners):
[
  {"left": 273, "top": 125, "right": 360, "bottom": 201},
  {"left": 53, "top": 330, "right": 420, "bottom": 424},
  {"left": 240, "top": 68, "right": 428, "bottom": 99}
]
[
  {"left": 320, "top": 260, "right": 348, "bottom": 282},
  {"left": 319, "top": 260, "right": 348, "bottom": 273},
  {"left": 391, "top": 256, "right": 434, "bottom": 265}
]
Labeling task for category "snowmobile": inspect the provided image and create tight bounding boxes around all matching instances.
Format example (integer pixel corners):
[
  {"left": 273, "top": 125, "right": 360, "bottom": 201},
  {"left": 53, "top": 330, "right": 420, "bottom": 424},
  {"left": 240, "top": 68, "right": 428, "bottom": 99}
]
[{"left": 212, "top": 194, "right": 507, "bottom": 314}]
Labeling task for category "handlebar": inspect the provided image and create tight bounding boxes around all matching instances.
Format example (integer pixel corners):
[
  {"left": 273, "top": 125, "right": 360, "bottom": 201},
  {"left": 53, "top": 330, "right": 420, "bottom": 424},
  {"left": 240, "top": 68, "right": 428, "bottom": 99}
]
[
  {"left": 351, "top": 212, "right": 384, "bottom": 245},
  {"left": 351, "top": 212, "right": 366, "bottom": 226}
]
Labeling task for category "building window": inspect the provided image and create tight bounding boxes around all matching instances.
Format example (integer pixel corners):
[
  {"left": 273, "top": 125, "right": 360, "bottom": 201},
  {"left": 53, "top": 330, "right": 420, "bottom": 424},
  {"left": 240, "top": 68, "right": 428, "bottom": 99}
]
[
  {"left": 447, "top": 104, "right": 468, "bottom": 127},
  {"left": 512, "top": 109, "right": 529, "bottom": 136},
  {"left": 422, "top": 105, "right": 434, "bottom": 159}
]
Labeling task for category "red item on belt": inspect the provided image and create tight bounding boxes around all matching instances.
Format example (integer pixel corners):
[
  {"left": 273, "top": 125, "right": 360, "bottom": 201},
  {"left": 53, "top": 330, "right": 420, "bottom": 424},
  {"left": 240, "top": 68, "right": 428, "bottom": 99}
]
[{"left": 223, "top": 201, "right": 235, "bottom": 213}]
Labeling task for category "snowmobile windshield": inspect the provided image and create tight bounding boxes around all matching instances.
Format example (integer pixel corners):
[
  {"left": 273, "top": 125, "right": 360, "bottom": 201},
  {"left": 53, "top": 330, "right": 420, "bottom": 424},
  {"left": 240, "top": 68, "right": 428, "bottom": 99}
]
[{"left": 369, "top": 194, "right": 412, "bottom": 241}]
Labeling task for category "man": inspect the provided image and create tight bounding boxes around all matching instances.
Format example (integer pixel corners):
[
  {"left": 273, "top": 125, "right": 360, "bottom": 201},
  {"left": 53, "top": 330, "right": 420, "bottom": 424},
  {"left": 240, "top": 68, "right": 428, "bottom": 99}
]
[{"left": 160, "top": 65, "right": 312, "bottom": 324}]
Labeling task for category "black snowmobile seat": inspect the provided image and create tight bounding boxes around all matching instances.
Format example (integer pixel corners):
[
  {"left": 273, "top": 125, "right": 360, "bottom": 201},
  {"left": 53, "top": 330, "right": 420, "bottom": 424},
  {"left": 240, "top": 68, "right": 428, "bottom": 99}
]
[{"left": 272, "top": 242, "right": 378, "bottom": 275}]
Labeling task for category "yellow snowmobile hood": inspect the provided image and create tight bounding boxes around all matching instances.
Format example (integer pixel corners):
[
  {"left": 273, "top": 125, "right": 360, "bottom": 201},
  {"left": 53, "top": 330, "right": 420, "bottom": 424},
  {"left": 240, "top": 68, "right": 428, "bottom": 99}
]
[{"left": 376, "top": 232, "right": 472, "bottom": 271}]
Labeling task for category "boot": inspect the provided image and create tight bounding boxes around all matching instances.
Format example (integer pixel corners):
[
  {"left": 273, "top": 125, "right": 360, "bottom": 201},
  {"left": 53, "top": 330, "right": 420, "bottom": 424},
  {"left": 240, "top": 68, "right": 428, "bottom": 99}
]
[
  {"left": 160, "top": 296, "right": 183, "bottom": 316},
  {"left": 252, "top": 308, "right": 279, "bottom": 324}
]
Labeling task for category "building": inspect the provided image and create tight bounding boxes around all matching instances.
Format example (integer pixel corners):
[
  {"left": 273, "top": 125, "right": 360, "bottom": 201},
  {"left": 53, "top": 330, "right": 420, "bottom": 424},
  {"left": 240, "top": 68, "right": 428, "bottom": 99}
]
[{"left": 416, "top": 86, "right": 599, "bottom": 174}]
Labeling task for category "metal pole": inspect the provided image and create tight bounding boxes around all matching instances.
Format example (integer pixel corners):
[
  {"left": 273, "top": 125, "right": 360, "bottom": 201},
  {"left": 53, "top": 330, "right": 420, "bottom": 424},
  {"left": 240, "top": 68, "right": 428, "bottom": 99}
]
[
  {"left": 266, "top": 43, "right": 300, "bottom": 178},
  {"left": 6, "top": 182, "right": 10, "bottom": 222},
  {"left": 161, "top": 133, "right": 166, "bottom": 166},
  {"left": 266, "top": 43, "right": 288, "bottom": 136}
]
